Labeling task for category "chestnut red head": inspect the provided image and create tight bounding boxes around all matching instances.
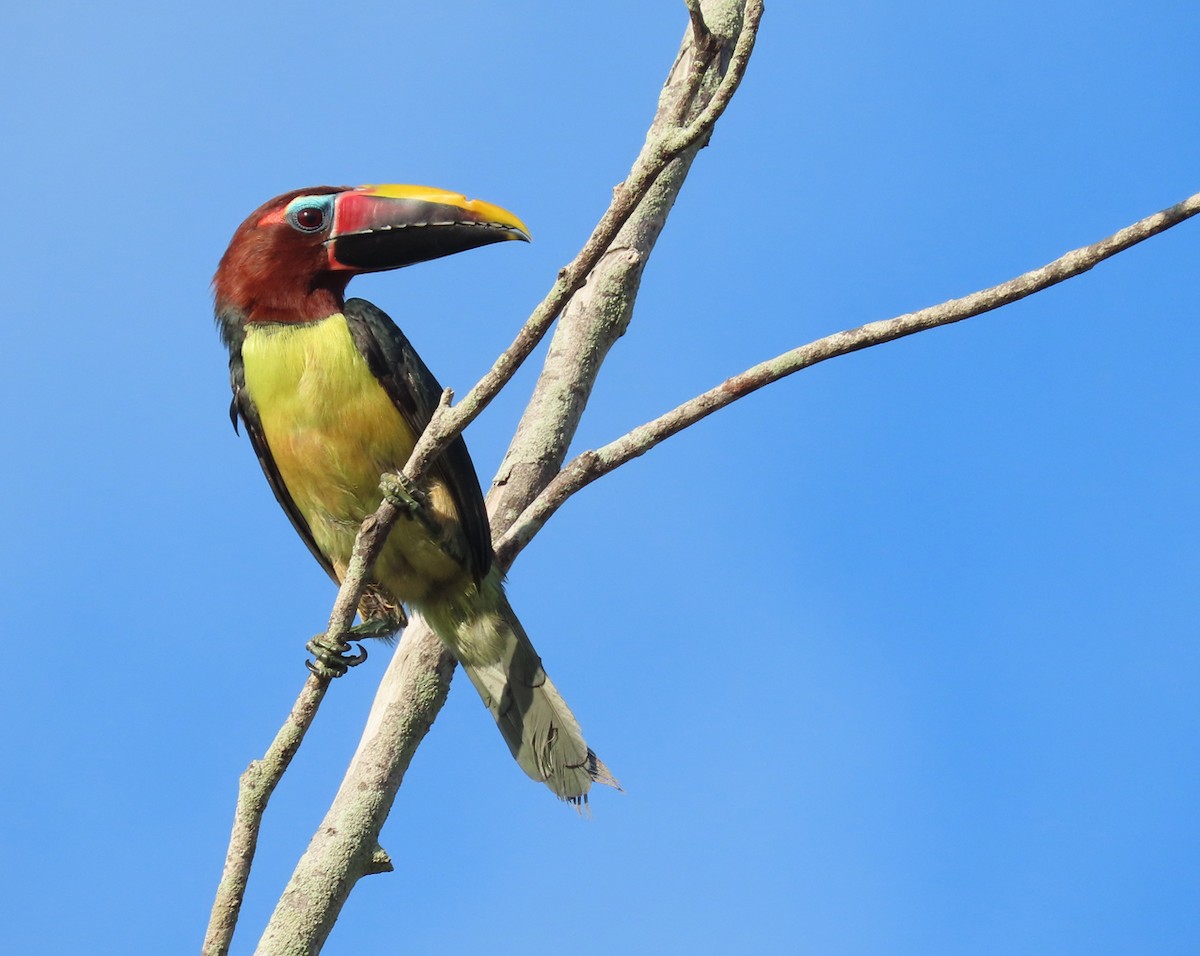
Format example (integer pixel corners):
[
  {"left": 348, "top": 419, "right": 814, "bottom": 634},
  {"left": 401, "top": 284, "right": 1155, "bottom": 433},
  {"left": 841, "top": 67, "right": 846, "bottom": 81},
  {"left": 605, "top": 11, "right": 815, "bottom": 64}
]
[{"left": 213, "top": 184, "right": 530, "bottom": 324}]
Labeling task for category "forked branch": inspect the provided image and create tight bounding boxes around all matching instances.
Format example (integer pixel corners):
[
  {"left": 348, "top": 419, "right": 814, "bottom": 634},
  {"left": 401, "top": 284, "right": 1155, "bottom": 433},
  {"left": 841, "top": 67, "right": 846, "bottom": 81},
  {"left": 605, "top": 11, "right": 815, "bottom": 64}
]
[
  {"left": 204, "top": 3, "right": 764, "bottom": 952},
  {"left": 401, "top": 0, "right": 764, "bottom": 487}
]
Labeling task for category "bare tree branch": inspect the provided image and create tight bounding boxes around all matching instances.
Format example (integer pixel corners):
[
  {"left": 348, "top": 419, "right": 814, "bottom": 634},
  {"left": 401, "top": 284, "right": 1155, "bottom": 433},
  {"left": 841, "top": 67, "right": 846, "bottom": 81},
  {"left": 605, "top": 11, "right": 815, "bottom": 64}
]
[
  {"left": 202, "top": 392, "right": 450, "bottom": 952},
  {"left": 400, "top": 0, "right": 764, "bottom": 492},
  {"left": 192, "top": 0, "right": 1200, "bottom": 943},
  {"left": 202, "top": 674, "right": 329, "bottom": 956},
  {"left": 493, "top": 188, "right": 1200, "bottom": 565},
  {"left": 202, "top": 10, "right": 751, "bottom": 928},
  {"left": 201, "top": 0, "right": 1200, "bottom": 942},
  {"left": 223, "top": 0, "right": 765, "bottom": 712},
  {"left": 258, "top": 0, "right": 764, "bottom": 682},
  {"left": 685, "top": 0, "right": 709, "bottom": 45},
  {"left": 490, "top": 1, "right": 760, "bottom": 534},
  {"left": 245, "top": 3, "right": 763, "bottom": 952},
  {"left": 203, "top": 0, "right": 1197, "bottom": 942},
  {"left": 254, "top": 624, "right": 456, "bottom": 955}
]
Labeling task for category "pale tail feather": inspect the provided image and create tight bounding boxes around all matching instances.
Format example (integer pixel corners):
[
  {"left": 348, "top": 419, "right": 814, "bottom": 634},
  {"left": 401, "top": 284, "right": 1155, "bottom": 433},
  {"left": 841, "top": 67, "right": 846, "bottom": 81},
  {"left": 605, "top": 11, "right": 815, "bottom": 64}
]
[{"left": 421, "top": 569, "right": 617, "bottom": 804}]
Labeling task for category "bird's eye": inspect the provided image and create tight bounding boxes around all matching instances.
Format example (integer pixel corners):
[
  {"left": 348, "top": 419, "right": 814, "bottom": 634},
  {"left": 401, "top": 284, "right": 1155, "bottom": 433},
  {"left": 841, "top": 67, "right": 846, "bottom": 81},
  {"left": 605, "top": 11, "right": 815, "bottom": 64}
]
[
  {"left": 285, "top": 197, "right": 331, "bottom": 234},
  {"left": 296, "top": 206, "right": 324, "bottom": 230}
]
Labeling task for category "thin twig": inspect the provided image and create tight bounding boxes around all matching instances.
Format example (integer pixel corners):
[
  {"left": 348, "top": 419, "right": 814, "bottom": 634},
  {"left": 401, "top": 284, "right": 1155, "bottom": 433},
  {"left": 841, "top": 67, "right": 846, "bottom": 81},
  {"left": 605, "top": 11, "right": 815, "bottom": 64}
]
[
  {"left": 292, "top": 0, "right": 765, "bottom": 672},
  {"left": 490, "top": 1, "right": 762, "bottom": 535},
  {"left": 202, "top": 432, "right": 422, "bottom": 950},
  {"left": 400, "top": 0, "right": 765, "bottom": 489},
  {"left": 685, "top": 0, "right": 709, "bottom": 45},
  {"left": 494, "top": 189, "right": 1200, "bottom": 566},
  {"left": 662, "top": 0, "right": 761, "bottom": 153},
  {"left": 254, "top": 621, "right": 456, "bottom": 954},
  {"left": 247, "top": 4, "right": 764, "bottom": 952},
  {"left": 202, "top": 673, "right": 329, "bottom": 956}
]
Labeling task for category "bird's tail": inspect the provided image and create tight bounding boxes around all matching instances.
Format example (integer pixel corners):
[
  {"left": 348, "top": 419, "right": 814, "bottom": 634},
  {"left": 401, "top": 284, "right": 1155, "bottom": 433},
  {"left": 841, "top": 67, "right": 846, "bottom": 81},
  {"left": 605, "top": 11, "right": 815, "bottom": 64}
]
[{"left": 421, "top": 568, "right": 618, "bottom": 804}]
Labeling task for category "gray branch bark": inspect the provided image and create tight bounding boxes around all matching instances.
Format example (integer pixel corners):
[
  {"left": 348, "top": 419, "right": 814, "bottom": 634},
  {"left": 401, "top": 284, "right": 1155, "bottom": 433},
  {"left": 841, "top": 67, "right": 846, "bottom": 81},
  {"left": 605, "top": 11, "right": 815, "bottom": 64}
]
[
  {"left": 198, "top": 0, "right": 1200, "bottom": 951},
  {"left": 203, "top": 675, "right": 329, "bottom": 956},
  {"left": 495, "top": 188, "right": 1200, "bottom": 564},
  {"left": 244, "top": 2, "right": 762, "bottom": 953}
]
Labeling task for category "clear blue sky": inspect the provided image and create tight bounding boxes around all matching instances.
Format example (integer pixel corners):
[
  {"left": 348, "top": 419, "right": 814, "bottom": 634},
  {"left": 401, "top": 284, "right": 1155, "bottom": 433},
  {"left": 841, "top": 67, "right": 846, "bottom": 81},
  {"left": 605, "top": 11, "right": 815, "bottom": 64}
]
[{"left": 3, "top": 2, "right": 1198, "bottom": 953}]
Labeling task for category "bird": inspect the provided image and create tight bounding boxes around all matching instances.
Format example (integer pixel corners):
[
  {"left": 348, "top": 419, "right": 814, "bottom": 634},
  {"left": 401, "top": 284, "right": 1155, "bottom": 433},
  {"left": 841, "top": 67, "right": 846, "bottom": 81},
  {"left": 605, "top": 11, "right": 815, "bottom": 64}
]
[{"left": 213, "top": 183, "right": 615, "bottom": 803}]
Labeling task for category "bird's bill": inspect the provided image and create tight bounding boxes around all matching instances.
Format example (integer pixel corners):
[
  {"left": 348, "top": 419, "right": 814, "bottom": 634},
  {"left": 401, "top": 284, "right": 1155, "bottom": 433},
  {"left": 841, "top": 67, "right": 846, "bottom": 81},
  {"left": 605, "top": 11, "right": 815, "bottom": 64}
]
[{"left": 328, "top": 184, "right": 531, "bottom": 272}]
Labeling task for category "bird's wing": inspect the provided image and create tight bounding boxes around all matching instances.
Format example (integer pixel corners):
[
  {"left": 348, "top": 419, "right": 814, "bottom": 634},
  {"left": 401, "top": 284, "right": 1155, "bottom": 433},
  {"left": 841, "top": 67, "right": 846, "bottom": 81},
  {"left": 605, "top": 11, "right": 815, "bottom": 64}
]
[
  {"left": 343, "top": 297, "right": 494, "bottom": 581},
  {"left": 229, "top": 353, "right": 339, "bottom": 583}
]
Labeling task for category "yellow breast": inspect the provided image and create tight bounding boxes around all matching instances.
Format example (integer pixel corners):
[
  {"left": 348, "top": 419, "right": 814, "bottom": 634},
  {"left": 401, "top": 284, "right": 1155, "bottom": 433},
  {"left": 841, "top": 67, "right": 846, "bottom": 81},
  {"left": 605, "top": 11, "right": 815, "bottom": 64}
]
[{"left": 241, "top": 314, "right": 418, "bottom": 566}]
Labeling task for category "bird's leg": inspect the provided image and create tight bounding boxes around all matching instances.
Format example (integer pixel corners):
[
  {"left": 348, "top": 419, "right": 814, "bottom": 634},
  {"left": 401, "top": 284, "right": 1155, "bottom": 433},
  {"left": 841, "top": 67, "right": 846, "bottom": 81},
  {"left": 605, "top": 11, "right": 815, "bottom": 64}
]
[
  {"left": 346, "top": 616, "right": 402, "bottom": 640},
  {"left": 352, "top": 584, "right": 408, "bottom": 641}
]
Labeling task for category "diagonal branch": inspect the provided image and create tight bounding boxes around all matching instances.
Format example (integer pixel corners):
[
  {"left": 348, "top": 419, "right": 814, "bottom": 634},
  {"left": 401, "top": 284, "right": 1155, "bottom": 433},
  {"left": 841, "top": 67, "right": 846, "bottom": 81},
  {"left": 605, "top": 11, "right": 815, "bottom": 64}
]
[
  {"left": 685, "top": 0, "right": 709, "bottom": 43},
  {"left": 494, "top": 188, "right": 1200, "bottom": 566},
  {"left": 202, "top": 674, "right": 329, "bottom": 956},
  {"left": 490, "top": 0, "right": 762, "bottom": 534},
  {"left": 401, "top": 0, "right": 764, "bottom": 491},
  {"left": 201, "top": 397, "right": 437, "bottom": 953},
  {"left": 256, "top": 0, "right": 765, "bottom": 681},
  {"left": 247, "top": 3, "right": 764, "bottom": 953},
  {"left": 201, "top": 3, "right": 763, "bottom": 953}
]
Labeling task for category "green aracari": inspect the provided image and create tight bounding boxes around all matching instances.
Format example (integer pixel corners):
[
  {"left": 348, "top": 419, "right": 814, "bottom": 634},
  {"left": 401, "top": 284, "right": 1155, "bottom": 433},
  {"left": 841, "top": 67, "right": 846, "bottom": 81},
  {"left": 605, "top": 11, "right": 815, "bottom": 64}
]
[{"left": 213, "top": 184, "right": 613, "bottom": 803}]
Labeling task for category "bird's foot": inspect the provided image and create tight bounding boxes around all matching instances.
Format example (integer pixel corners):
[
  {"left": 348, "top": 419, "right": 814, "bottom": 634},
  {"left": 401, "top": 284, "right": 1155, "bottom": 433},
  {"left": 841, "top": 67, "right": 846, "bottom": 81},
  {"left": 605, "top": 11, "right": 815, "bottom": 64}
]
[
  {"left": 380, "top": 472, "right": 428, "bottom": 515},
  {"left": 380, "top": 472, "right": 454, "bottom": 546},
  {"left": 306, "top": 633, "right": 368, "bottom": 679}
]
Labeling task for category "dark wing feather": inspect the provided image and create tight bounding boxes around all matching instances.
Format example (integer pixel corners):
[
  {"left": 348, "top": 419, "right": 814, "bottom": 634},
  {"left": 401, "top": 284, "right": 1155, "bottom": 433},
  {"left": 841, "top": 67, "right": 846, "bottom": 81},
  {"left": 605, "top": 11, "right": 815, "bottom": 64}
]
[
  {"left": 229, "top": 352, "right": 338, "bottom": 583},
  {"left": 344, "top": 297, "right": 494, "bottom": 581}
]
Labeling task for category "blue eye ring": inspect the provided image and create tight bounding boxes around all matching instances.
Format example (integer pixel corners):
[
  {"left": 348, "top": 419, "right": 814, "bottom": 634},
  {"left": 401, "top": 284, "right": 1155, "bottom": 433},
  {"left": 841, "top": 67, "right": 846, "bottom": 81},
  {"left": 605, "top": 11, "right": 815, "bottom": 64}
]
[{"left": 285, "top": 196, "right": 332, "bottom": 234}]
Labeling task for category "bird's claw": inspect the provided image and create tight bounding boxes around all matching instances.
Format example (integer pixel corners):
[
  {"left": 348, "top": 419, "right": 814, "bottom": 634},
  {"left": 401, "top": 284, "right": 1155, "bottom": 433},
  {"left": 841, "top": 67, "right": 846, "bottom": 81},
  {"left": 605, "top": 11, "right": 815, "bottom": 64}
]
[
  {"left": 380, "top": 472, "right": 427, "bottom": 515},
  {"left": 306, "top": 634, "right": 368, "bottom": 679},
  {"left": 379, "top": 472, "right": 467, "bottom": 564}
]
